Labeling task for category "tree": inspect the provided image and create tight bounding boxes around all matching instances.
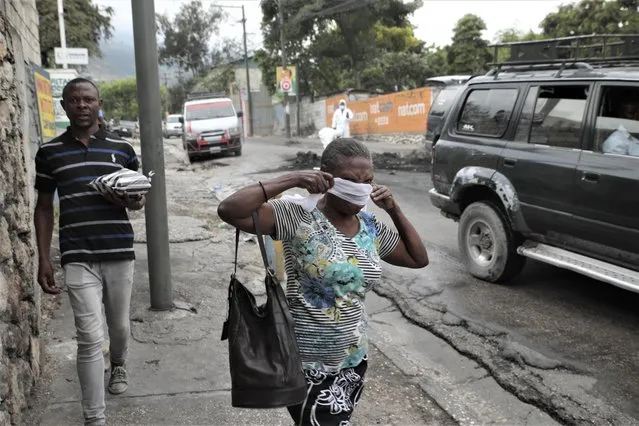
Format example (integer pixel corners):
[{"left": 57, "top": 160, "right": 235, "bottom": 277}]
[
  {"left": 257, "top": 0, "right": 423, "bottom": 94},
  {"left": 493, "top": 28, "right": 542, "bottom": 63},
  {"left": 36, "top": 0, "right": 114, "bottom": 68},
  {"left": 194, "top": 39, "right": 245, "bottom": 94},
  {"left": 100, "top": 78, "right": 168, "bottom": 120},
  {"left": 166, "top": 77, "right": 200, "bottom": 115},
  {"left": 540, "top": 0, "right": 639, "bottom": 37},
  {"left": 423, "top": 45, "right": 450, "bottom": 77},
  {"left": 447, "top": 14, "right": 492, "bottom": 74},
  {"left": 156, "top": 0, "right": 223, "bottom": 76}
]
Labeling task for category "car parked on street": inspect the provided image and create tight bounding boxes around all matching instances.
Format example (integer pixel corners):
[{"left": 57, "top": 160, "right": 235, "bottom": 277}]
[
  {"left": 163, "top": 114, "right": 183, "bottom": 138},
  {"left": 429, "top": 35, "right": 639, "bottom": 293},
  {"left": 114, "top": 120, "right": 138, "bottom": 138},
  {"left": 180, "top": 92, "right": 243, "bottom": 162}
]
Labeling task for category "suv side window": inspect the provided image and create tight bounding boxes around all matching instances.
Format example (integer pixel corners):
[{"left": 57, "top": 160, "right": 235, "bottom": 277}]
[
  {"left": 524, "top": 85, "right": 589, "bottom": 149},
  {"left": 595, "top": 85, "right": 639, "bottom": 157},
  {"left": 456, "top": 88, "right": 518, "bottom": 137},
  {"left": 514, "top": 86, "right": 539, "bottom": 142}
]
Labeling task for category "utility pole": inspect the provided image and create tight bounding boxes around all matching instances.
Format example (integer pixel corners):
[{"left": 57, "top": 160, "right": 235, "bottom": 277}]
[
  {"left": 296, "top": 63, "right": 300, "bottom": 136},
  {"left": 216, "top": 4, "right": 254, "bottom": 137},
  {"left": 131, "top": 0, "right": 173, "bottom": 310},
  {"left": 279, "top": 0, "right": 291, "bottom": 138},
  {"left": 241, "top": 5, "right": 253, "bottom": 137},
  {"left": 57, "top": 0, "right": 67, "bottom": 68}
]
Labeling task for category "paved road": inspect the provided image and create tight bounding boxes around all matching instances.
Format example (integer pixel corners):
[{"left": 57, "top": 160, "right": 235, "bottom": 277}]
[
  {"left": 370, "top": 163, "right": 639, "bottom": 424},
  {"left": 237, "top": 137, "right": 639, "bottom": 424}
]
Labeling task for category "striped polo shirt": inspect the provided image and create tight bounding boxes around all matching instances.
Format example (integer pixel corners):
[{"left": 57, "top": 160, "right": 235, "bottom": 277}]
[{"left": 35, "top": 127, "right": 140, "bottom": 266}]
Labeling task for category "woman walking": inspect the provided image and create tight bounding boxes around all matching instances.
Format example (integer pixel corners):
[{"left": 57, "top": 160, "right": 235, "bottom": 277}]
[{"left": 217, "top": 138, "right": 429, "bottom": 425}]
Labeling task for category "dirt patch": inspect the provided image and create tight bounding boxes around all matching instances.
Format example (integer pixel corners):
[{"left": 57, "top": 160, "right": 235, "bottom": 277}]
[
  {"left": 282, "top": 150, "right": 431, "bottom": 173},
  {"left": 373, "top": 150, "right": 431, "bottom": 173}
]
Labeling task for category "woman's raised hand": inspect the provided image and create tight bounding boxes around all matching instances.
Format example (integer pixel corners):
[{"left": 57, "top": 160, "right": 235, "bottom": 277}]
[{"left": 293, "top": 171, "right": 334, "bottom": 194}]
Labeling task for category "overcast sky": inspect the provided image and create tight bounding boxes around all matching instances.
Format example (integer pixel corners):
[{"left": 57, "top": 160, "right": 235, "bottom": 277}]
[{"left": 96, "top": 0, "right": 575, "bottom": 49}]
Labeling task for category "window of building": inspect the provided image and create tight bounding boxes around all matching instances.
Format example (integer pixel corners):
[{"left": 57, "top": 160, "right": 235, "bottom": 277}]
[
  {"left": 595, "top": 85, "right": 639, "bottom": 157},
  {"left": 456, "top": 88, "right": 519, "bottom": 137},
  {"left": 527, "top": 85, "right": 589, "bottom": 149}
]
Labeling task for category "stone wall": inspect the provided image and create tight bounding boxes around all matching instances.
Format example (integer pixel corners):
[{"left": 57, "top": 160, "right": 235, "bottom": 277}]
[{"left": 0, "top": 0, "right": 42, "bottom": 424}]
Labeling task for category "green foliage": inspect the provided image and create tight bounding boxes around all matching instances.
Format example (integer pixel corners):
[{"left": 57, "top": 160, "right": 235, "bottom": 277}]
[
  {"left": 541, "top": 0, "right": 639, "bottom": 37},
  {"left": 156, "top": 0, "right": 223, "bottom": 76},
  {"left": 493, "top": 28, "right": 543, "bottom": 63},
  {"left": 255, "top": 0, "right": 639, "bottom": 95},
  {"left": 36, "top": 0, "right": 113, "bottom": 68},
  {"left": 423, "top": 45, "right": 450, "bottom": 76},
  {"left": 167, "top": 79, "right": 196, "bottom": 115},
  {"left": 100, "top": 78, "right": 168, "bottom": 120},
  {"left": 446, "top": 14, "right": 492, "bottom": 75},
  {"left": 256, "top": 0, "right": 423, "bottom": 95}
]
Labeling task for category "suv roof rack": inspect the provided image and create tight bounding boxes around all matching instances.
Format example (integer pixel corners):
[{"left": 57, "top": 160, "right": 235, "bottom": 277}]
[
  {"left": 186, "top": 91, "right": 227, "bottom": 100},
  {"left": 488, "top": 34, "right": 639, "bottom": 77}
]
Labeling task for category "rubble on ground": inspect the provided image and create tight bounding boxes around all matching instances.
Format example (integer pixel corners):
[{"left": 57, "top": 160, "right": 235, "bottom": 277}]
[{"left": 291, "top": 149, "right": 431, "bottom": 173}]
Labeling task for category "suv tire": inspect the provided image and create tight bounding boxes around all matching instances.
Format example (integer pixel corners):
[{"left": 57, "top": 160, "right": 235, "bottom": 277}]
[{"left": 458, "top": 201, "right": 525, "bottom": 283}]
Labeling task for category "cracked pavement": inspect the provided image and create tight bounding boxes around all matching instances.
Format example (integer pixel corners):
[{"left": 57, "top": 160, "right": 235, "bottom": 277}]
[{"left": 25, "top": 136, "right": 639, "bottom": 425}]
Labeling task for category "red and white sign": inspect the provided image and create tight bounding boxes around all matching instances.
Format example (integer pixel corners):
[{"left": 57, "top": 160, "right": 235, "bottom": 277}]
[{"left": 280, "top": 79, "right": 292, "bottom": 92}]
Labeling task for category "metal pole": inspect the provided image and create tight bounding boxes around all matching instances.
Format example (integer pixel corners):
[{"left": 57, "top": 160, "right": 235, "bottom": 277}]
[
  {"left": 278, "top": 1, "right": 291, "bottom": 138},
  {"left": 131, "top": 0, "right": 173, "bottom": 310},
  {"left": 296, "top": 63, "right": 300, "bottom": 136},
  {"left": 241, "top": 6, "right": 254, "bottom": 137},
  {"left": 57, "top": 0, "right": 67, "bottom": 68}
]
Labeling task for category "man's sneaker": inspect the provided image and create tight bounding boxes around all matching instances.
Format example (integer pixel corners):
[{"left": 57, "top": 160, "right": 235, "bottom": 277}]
[{"left": 108, "top": 365, "right": 128, "bottom": 395}]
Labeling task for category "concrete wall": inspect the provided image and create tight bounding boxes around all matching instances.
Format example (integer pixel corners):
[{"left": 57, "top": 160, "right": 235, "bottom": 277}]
[{"left": 0, "top": 0, "right": 42, "bottom": 423}]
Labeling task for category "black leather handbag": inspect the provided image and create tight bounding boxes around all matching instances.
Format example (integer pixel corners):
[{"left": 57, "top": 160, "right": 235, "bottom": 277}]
[{"left": 221, "top": 212, "right": 307, "bottom": 408}]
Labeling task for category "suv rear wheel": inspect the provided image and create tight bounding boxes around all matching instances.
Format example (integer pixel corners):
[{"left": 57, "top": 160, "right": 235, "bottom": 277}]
[{"left": 458, "top": 201, "right": 525, "bottom": 283}]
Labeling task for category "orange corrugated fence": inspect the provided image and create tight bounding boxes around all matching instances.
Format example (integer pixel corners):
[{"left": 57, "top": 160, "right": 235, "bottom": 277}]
[{"left": 325, "top": 87, "right": 432, "bottom": 135}]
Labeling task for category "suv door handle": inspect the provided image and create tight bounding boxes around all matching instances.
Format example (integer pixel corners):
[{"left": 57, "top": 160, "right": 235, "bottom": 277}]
[
  {"left": 582, "top": 172, "right": 600, "bottom": 183},
  {"left": 503, "top": 158, "right": 517, "bottom": 168}
]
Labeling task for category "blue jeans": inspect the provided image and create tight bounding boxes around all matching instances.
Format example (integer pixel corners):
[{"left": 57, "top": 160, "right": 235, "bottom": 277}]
[{"left": 64, "top": 260, "right": 134, "bottom": 426}]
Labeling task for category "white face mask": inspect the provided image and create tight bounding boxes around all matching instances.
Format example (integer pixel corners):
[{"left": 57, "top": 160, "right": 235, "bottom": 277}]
[
  {"left": 328, "top": 178, "right": 371, "bottom": 206},
  {"left": 280, "top": 178, "right": 372, "bottom": 212},
  {"left": 339, "top": 104, "right": 345, "bottom": 110}
]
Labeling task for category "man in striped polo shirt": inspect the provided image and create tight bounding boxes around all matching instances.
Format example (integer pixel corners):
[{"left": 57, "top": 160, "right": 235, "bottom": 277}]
[{"left": 34, "top": 78, "right": 145, "bottom": 426}]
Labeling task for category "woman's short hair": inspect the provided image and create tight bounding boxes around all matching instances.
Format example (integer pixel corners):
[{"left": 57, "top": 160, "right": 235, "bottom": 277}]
[{"left": 321, "top": 138, "right": 371, "bottom": 172}]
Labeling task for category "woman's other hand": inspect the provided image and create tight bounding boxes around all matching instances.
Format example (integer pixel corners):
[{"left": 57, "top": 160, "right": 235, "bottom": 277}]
[
  {"left": 295, "top": 170, "right": 334, "bottom": 194},
  {"left": 371, "top": 184, "right": 395, "bottom": 211}
]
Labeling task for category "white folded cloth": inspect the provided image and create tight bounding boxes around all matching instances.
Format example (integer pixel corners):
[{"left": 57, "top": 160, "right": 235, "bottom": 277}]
[{"left": 88, "top": 169, "right": 154, "bottom": 197}]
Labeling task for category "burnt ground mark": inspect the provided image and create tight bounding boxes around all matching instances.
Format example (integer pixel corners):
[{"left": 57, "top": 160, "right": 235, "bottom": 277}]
[{"left": 258, "top": 150, "right": 432, "bottom": 174}]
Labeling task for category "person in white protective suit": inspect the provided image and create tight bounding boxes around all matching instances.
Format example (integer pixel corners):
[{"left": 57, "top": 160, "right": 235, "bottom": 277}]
[{"left": 332, "top": 99, "right": 353, "bottom": 138}]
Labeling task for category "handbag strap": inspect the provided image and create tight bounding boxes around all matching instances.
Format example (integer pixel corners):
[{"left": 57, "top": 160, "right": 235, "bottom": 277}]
[
  {"left": 234, "top": 227, "right": 240, "bottom": 275},
  {"left": 232, "top": 211, "right": 271, "bottom": 275},
  {"left": 252, "top": 211, "right": 271, "bottom": 273}
]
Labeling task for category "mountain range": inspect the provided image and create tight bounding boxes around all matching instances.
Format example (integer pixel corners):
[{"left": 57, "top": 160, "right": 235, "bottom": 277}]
[{"left": 86, "top": 31, "right": 183, "bottom": 85}]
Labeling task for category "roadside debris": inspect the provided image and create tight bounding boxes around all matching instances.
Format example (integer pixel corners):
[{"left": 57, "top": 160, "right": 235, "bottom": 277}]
[{"left": 290, "top": 150, "right": 431, "bottom": 173}]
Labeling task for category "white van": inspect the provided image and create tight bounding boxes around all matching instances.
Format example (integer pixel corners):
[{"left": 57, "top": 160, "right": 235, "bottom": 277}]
[{"left": 180, "top": 94, "right": 243, "bottom": 162}]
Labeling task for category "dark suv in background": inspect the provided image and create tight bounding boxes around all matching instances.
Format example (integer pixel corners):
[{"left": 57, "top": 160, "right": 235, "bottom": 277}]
[
  {"left": 429, "top": 35, "right": 639, "bottom": 293},
  {"left": 424, "top": 75, "right": 471, "bottom": 147}
]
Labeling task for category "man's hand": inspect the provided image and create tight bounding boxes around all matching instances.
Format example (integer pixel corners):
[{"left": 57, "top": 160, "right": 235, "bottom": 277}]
[
  {"left": 102, "top": 191, "right": 145, "bottom": 210},
  {"left": 38, "top": 260, "right": 60, "bottom": 294}
]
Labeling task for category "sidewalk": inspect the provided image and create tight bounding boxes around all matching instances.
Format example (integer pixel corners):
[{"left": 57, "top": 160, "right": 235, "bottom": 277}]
[{"left": 26, "top": 212, "right": 453, "bottom": 425}]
